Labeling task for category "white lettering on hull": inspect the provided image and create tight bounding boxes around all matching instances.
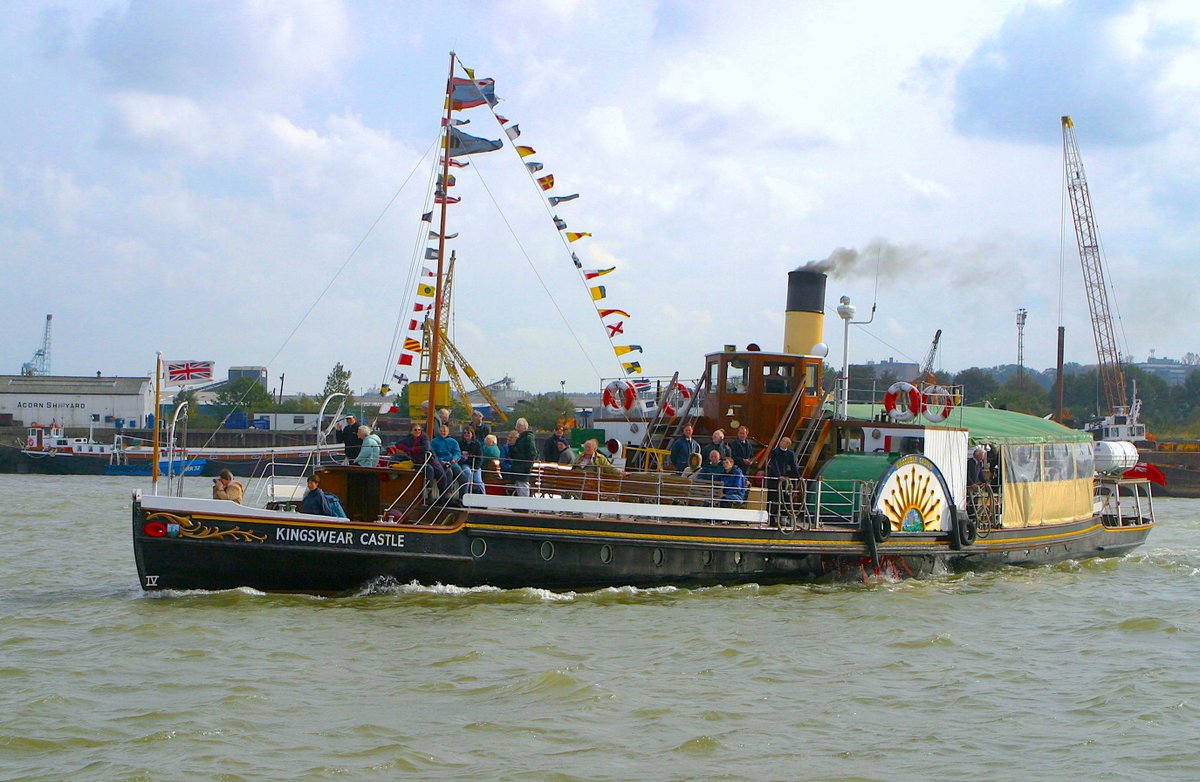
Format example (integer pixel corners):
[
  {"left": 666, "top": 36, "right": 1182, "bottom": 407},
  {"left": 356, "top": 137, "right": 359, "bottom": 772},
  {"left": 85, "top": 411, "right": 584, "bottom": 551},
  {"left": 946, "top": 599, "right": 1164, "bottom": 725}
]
[{"left": 274, "top": 527, "right": 404, "bottom": 548}]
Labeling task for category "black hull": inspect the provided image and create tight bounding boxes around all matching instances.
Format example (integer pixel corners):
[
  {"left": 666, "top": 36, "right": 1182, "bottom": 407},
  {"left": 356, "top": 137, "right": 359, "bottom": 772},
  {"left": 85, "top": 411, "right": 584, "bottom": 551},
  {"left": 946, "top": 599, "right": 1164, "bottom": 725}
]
[
  {"left": 132, "top": 500, "right": 1153, "bottom": 594},
  {"left": 15, "top": 453, "right": 111, "bottom": 475}
]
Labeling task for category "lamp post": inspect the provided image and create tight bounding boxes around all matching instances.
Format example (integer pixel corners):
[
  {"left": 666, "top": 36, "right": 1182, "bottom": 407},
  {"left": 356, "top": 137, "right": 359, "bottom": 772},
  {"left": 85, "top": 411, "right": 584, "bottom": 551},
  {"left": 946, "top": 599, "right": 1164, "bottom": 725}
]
[
  {"left": 834, "top": 294, "right": 876, "bottom": 419},
  {"left": 836, "top": 296, "right": 856, "bottom": 419}
]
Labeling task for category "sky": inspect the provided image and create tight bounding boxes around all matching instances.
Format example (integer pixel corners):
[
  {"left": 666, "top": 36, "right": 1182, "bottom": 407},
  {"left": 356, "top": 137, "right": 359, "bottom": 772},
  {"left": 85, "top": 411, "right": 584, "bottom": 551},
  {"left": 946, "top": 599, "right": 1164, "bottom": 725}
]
[{"left": 3, "top": 0, "right": 1199, "bottom": 397}]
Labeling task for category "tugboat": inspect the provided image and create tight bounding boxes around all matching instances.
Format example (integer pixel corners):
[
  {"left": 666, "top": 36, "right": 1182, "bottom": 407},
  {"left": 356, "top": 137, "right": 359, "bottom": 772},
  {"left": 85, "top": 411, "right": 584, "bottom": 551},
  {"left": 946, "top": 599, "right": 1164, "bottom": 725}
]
[{"left": 130, "top": 56, "right": 1154, "bottom": 595}]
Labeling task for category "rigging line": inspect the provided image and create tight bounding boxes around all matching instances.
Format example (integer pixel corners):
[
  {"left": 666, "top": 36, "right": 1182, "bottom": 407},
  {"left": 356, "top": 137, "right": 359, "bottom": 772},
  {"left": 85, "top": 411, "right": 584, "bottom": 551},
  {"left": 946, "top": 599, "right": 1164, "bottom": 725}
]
[
  {"left": 263, "top": 134, "right": 439, "bottom": 371},
  {"left": 1095, "top": 224, "right": 1131, "bottom": 362},
  {"left": 381, "top": 135, "right": 445, "bottom": 386},
  {"left": 465, "top": 159, "right": 605, "bottom": 381},
  {"left": 834, "top": 305, "right": 920, "bottom": 366},
  {"left": 455, "top": 56, "right": 631, "bottom": 382},
  {"left": 195, "top": 136, "right": 438, "bottom": 453}
]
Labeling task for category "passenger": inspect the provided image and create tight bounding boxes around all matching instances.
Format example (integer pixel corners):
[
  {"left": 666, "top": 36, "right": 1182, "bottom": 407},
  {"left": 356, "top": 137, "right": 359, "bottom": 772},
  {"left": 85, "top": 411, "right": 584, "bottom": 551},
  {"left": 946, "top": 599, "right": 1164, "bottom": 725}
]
[
  {"left": 212, "top": 468, "right": 244, "bottom": 503},
  {"left": 471, "top": 410, "right": 491, "bottom": 444},
  {"left": 729, "top": 426, "right": 758, "bottom": 473},
  {"left": 397, "top": 423, "right": 451, "bottom": 496},
  {"left": 720, "top": 456, "right": 748, "bottom": 507},
  {"left": 335, "top": 415, "right": 363, "bottom": 463},
  {"left": 555, "top": 439, "right": 576, "bottom": 465},
  {"left": 499, "top": 430, "right": 518, "bottom": 475},
  {"left": 432, "top": 424, "right": 467, "bottom": 495},
  {"left": 694, "top": 450, "right": 725, "bottom": 505},
  {"left": 436, "top": 407, "right": 452, "bottom": 429},
  {"left": 967, "top": 446, "right": 990, "bottom": 488},
  {"left": 574, "top": 438, "right": 620, "bottom": 475},
  {"left": 542, "top": 425, "right": 569, "bottom": 463},
  {"left": 508, "top": 418, "right": 539, "bottom": 497},
  {"left": 681, "top": 452, "right": 704, "bottom": 480},
  {"left": 457, "top": 426, "right": 485, "bottom": 495},
  {"left": 353, "top": 425, "right": 382, "bottom": 467},
  {"left": 670, "top": 424, "right": 701, "bottom": 473},
  {"left": 704, "top": 429, "right": 731, "bottom": 463},
  {"left": 766, "top": 436, "right": 801, "bottom": 516},
  {"left": 480, "top": 433, "right": 503, "bottom": 484},
  {"left": 299, "top": 474, "right": 332, "bottom": 516}
]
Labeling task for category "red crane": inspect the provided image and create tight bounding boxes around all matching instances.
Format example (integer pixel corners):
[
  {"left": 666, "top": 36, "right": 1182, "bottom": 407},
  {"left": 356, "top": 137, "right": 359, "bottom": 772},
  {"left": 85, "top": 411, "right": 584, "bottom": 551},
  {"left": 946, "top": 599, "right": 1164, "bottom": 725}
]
[{"left": 1061, "top": 115, "right": 1127, "bottom": 414}]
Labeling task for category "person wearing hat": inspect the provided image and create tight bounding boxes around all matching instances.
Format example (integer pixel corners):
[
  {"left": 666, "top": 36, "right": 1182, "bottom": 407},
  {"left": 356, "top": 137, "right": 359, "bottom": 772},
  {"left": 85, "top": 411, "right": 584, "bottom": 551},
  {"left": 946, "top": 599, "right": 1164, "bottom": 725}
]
[{"left": 335, "top": 415, "right": 363, "bottom": 463}]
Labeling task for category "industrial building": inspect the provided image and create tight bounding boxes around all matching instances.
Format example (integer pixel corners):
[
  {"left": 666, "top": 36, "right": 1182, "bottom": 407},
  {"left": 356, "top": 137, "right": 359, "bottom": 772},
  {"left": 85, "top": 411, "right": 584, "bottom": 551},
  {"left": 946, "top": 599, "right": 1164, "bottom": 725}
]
[{"left": 0, "top": 375, "right": 154, "bottom": 428}]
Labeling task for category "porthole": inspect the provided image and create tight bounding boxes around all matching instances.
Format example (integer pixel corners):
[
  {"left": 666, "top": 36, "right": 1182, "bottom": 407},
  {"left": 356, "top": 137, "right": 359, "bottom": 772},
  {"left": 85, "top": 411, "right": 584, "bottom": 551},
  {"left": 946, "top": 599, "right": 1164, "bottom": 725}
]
[
  {"left": 600, "top": 544, "right": 612, "bottom": 564},
  {"left": 540, "top": 541, "right": 555, "bottom": 561},
  {"left": 702, "top": 550, "right": 713, "bottom": 566},
  {"left": 653, "top": 548, "right": 664, "bottom": 566},
  {"left": 733, "top": 551, "right": 743, "bottom": 565},
  {"left": 471, "top": 538, "right": 487, "bottom": 558}
]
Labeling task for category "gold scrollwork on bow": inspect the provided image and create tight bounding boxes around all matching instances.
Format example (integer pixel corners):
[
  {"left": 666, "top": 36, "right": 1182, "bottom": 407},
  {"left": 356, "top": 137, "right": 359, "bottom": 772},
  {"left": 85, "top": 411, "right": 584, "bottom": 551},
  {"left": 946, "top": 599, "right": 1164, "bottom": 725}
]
[{"left": 145, "top": 511, "right": 267, "bottom": 543}]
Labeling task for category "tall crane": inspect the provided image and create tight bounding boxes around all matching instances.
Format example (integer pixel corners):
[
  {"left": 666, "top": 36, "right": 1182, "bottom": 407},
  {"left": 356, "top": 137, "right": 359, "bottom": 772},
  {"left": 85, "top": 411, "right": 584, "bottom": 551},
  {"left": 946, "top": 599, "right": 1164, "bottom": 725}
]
[
  {"left": 917, "top": 329, "right": 941, "bottom": 383},
  {"left": 1062, "top": 115, "right": 1127, "bottom": 414},
  {"left": 21, "top": 314, "right": 52, "bottom": 376}
]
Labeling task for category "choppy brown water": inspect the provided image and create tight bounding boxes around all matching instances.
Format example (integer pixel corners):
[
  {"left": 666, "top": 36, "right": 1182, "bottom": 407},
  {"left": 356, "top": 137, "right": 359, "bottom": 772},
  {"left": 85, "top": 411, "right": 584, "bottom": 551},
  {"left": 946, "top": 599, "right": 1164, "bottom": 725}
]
[{"left": 2, "top": 474, "right": 1198, "bottom": 781}]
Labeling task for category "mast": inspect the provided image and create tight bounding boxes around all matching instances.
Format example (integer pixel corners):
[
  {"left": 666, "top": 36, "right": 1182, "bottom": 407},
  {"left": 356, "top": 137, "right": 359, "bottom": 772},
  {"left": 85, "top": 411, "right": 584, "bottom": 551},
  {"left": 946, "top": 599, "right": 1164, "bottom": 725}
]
[
  {"left": 425, "top": 51, "right": 457, "bottom": 437},
  {"left": 152, "top": 353, "right": 162, "bottom": 494}
]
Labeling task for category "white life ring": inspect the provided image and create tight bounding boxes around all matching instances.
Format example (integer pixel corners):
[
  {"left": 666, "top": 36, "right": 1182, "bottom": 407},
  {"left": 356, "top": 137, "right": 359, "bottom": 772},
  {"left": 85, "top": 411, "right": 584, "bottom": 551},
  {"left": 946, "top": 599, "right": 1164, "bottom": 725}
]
[
  {"left": 661, "top": 382, "right": 691, "bottom": 417},
  {"left": 922, "top": 385, "right": 956, "bottom": 423},
  {"left": 26, "top": 436, "right": 36, "bottom": 449},
  {"left": 883, "top": 381, "right": 921, "bottom": 422},
  {"left": 603, "top": 379, "right": 636, "bottom": 414}
]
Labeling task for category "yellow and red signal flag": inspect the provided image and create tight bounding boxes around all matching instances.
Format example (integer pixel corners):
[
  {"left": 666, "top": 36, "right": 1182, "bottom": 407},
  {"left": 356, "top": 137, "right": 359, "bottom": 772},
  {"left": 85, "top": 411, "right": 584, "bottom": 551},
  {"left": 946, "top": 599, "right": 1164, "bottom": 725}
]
[{"left": 566, "top": 232, "right": 592, "bottom": 242}]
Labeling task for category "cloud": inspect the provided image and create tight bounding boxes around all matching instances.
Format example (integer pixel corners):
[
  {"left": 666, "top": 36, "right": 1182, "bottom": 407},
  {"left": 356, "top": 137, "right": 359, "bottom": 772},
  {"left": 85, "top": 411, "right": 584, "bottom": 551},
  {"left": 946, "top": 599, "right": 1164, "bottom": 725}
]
[
  {"left": 87, "top": 0, "right": 351, "bottom": 101},
  {"left": 953, "top": 0, "right": 1198, "bottom": 146}
]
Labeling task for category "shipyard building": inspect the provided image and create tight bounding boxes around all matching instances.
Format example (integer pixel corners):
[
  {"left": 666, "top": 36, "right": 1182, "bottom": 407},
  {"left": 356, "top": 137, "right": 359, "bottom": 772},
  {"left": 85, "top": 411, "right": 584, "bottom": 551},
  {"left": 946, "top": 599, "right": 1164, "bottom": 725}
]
[{"left": 0, "top": 375, "right": 154, "bottom": 428}]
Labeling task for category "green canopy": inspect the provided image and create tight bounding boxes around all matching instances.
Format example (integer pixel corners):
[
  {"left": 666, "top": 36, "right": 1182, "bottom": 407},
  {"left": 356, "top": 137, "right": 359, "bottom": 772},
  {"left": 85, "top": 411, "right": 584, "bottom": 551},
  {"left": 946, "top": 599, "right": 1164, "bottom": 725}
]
[{"left": 839, "top": 403, "right": 1092, "bottom": 446}]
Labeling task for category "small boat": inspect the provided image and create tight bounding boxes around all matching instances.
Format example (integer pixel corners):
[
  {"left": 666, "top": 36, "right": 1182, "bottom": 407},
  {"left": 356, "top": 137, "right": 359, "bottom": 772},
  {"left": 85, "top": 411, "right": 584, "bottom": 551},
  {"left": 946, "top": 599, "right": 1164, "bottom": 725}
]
[
  {"left": 16, "top": 423, "right": 202, "bottom": 476},
  {"left": 131, "top": 55, "right": 1154, "bottom": 595}
]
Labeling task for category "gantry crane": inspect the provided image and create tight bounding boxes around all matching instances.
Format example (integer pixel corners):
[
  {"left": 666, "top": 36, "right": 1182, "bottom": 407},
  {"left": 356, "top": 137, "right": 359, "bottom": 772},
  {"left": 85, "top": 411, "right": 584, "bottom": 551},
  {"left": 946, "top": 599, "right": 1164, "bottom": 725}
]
[
  {"left": 1062, "top": 116, "right": 1127, "bottom": 414},
  {"left": 21, "top": 314, "right": 52, "bottom": 376},
  {"left": 415, "top": 252, "right": 509, "bottom": 422},
  {"left": 437, "top": 325, "right": 509, "bottom": 422}
]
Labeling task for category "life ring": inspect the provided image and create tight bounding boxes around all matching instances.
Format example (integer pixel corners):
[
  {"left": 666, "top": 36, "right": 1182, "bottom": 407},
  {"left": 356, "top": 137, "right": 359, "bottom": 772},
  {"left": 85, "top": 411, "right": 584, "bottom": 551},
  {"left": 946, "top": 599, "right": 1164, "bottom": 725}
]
[
  {"left": 883, "top": 381, "right": 921, "bottom": 422},
  {"left": 602, "top": 380, "right": 636, "bottom": 414},
  {"left": 922, "top": 385, "right": 956, "bottom": 423},
  {"left": 26, "top": 436, "right": 36, "bottom": 449},
  {"left": 661, "top": 382, "right": 691, "bottom": 417}
]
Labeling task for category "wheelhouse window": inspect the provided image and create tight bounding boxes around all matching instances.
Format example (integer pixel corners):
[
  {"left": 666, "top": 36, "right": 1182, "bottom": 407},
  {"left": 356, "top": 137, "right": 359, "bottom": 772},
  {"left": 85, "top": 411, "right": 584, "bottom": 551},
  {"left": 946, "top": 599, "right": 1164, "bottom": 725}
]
[
  {"left": 727, "top": 360, "right": 750, "bottom": 394},
  {"left": 762, "top": 362, "right": 795, "bottom": 394}
]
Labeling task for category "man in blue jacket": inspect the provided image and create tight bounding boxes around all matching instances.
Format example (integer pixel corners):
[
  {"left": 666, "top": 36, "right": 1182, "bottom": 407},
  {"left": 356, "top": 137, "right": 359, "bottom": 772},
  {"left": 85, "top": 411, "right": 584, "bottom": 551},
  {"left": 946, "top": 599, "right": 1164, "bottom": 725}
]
[{"left": 670, "top": 424, "right": 701, "bottom": 473}]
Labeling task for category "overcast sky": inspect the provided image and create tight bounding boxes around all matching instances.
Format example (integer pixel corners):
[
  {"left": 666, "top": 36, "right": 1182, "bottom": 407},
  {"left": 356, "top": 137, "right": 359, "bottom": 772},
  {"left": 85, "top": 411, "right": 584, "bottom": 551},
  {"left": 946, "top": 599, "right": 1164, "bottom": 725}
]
[{"left": 3, "top": 0, "right": 1198, "bottom": 396}]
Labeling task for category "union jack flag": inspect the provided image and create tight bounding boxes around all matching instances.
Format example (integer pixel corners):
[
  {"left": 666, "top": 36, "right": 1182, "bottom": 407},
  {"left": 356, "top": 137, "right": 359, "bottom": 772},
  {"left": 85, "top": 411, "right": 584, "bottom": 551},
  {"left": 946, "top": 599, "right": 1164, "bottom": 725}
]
[{"left": 165, "top": 360, "right": 214, "bottom": 385}]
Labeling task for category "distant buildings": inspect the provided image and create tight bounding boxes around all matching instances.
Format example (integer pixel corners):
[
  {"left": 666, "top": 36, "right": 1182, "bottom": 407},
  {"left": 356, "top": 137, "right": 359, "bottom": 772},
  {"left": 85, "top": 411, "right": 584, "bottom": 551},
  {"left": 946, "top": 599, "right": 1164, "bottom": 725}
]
[
  {"left": 1131, "top": 354, "right": 1195, "bottom": 386},
  {"left": 850, "top": 357, "right": 921, "bottom": 381}
]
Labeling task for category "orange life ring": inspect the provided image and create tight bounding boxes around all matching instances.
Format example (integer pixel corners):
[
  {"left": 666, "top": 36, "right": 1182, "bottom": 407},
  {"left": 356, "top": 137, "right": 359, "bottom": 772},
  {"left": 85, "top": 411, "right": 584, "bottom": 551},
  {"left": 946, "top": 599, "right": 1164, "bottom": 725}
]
[
  {"left": 922, "top": 385, "right": 956, "bottom": 423},
  {"left": 603, "top": 380, "right": 636, "bottom": 414},
  {"left": 661, "top": 382, "right": 691, "bottom": 417},
  {"left": 883, "top": 381, "right": 921, "bottom": 422}
]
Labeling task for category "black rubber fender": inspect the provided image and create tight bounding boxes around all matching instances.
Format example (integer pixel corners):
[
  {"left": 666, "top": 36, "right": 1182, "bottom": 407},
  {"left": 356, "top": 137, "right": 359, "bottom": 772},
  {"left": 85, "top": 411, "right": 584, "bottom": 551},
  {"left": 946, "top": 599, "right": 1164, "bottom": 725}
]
[
  {"left": 950, "top": 505, "right": 976, "bottom": 549},
  {"left": 871, "top": 511, "right": 891, "bottom": 543},
  {"left": 861, "top": 513, "right": 880, "bottom": 568}
]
